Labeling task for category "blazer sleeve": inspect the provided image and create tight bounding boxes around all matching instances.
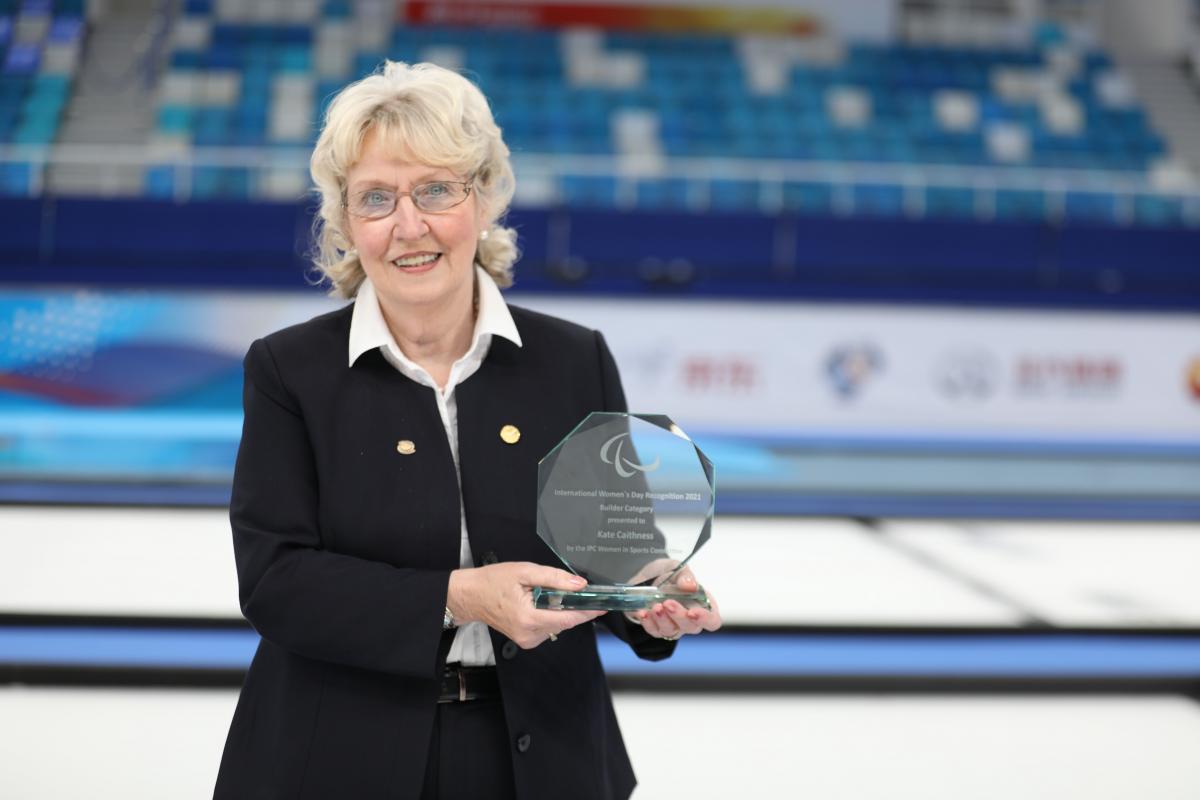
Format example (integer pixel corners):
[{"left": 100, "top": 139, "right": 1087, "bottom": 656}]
[
  {"left": 592, "top": 330, "right": 679, "bottom": 662},
  {"left": 229, "top": 338, "right": 449, "bottom": 678}
]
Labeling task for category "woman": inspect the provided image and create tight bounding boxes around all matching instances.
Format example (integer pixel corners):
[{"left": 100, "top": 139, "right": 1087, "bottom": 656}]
[{"left": 214, "top": 61, "right": 721, "bottom": 800}]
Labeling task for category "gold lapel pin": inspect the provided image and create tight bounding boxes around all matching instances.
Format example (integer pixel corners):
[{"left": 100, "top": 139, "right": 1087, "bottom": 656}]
[
  {"left": 396, "top": 439, "right": 416, "bottom": 455},
  {"left": 499, "top": 424, "right": 521, "bottom": 444}
]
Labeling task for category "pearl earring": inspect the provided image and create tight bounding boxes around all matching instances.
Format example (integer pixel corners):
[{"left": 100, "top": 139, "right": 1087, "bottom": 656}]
[{"left": 480, "top": 229, "right": 489, "bottom": 241}]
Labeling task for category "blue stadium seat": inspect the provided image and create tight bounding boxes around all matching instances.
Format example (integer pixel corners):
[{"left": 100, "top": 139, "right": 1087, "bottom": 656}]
[
  {"left": 925, "top": 186, "right": 976, "bottom": 219},
  {"left": 192, "top": 166, "right": 250, "bottom": 199},
  {"left": 853, "top": 183, "right": 906, "bottom": 216},
  {"left": 636, "top": 178, "right": 691, "bottom": 211},
  {"left": 4, "top": 42, "right": 38, "bottom": 73},
  {"left": 144, "top": 165, "right": 176, "bottom": 198},
  {"left": 47, "top": 15, "right": 80, "bottom": 41},
  {"left": 0, "top": 160, "right": 31, "bottom": 194},
  {"left": 781, "top": 182, "right": 833, "bottom": 214},
  {"left": 322, "top": 0, "right": 351, "bottom": 18},
  {"left": 1063, "top": 191, "right": 1118, "bottom": 224},
  {"left": 1132, "top": 194, "right": 1185, "bottom": 227},
  {"left": 157, "top": 105, "right": 192, "bottom": 134},
  {"left": 995, "top": 189, "right": 1046, "bottom": 220},
  {"left": 561, "top": 175, "right": 617, "bottom": 208},
  {"left": 709, "top": 178, "right": 760, "bottom": 212}
]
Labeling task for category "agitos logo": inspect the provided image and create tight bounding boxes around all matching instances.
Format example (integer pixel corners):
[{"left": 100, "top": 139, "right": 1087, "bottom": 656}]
[{"left": 600, "top": 433, "right": 661, "bottom": 477}]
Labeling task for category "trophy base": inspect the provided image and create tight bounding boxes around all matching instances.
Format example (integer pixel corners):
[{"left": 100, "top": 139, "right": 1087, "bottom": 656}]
[{"left": 533, "top": 584, "right": 710, "bottom": 612}]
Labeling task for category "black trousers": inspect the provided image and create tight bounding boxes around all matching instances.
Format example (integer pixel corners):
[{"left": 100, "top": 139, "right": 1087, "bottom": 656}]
[{"left": 419, "top": 696, "right": 517, "bottom": 800}]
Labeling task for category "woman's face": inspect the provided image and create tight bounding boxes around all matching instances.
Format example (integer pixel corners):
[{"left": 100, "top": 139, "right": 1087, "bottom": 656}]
[{"left": 344, "top": 129, "right": 484, "bottom": 322}]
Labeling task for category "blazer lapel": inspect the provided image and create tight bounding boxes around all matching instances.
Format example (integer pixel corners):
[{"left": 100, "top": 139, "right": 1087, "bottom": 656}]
[
  {"left": 455, "top": 338, "right": 568, "bottom": 568},
  {"left": 327, "top": 349, "right": 462, "bottom": 568}
]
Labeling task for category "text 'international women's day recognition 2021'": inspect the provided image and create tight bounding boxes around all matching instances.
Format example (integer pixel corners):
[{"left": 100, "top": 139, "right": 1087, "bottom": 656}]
[{"left": 533, "top": 412, "right": 715, "bottom": 611}]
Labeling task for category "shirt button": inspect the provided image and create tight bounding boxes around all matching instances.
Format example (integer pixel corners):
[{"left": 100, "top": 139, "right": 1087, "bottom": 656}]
[
  {"left": 515, "top": 733, "right": 532, "bottom": 753},
  {"left": 501, "top": 641, "right": 518, "bottom": 660},
  {"left": 482, "top": 551, "right": 499, "bottom": 565}
]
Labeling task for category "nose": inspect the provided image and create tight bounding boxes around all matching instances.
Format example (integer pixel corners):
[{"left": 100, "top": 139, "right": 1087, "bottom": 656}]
[{"left": 389, "top": 195, "right": 428, "bottom": 240}]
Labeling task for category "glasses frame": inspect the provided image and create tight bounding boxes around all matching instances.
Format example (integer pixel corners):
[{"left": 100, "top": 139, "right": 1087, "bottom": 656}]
[{"left": 342, "top": 178, "right": 475, "bottom": 219}]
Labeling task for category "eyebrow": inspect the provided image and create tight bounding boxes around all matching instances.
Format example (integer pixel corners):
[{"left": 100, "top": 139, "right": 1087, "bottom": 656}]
[{"left": 347, "top": 173, "right": 457, "bottom": 193}]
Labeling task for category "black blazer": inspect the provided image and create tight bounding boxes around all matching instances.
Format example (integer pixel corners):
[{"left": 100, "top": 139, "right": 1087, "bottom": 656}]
[{"left": 214, "top": 301, "right": 675, "bottom": 799}]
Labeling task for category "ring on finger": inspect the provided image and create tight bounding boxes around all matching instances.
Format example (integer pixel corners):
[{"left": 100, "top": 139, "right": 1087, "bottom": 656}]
[{"left": 661, "top": 631, "right": 682, "bottom": 641}]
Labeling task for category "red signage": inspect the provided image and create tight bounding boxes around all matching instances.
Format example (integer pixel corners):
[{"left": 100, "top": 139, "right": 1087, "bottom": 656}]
[
  {"left": 1015, "top": 355, "right": 1122, "bottom": 395},
  {"left": 402, "top": 2, "right": 821, "bottom": 34},
  {"left": 681, "top": 355, "right": 758, "bottom": 393}
]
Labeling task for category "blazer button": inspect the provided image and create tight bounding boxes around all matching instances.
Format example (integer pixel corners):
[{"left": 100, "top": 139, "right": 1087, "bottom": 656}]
[
  {"left": 515, "top": 733, "right": 532, "bottom": 753},
  {"left": 501, "top": 641, "right": 518, "bottom": 660},
  {"left": 482, "top": 551, "right": 499, "bottom": 566}
]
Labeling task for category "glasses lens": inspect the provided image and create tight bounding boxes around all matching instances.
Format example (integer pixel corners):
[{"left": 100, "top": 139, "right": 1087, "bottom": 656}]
[
  {"left": 347, "top": 182, "right": 470, "bottom": 217},
  {"left": 352, "top": 190, "right": 395, "bottom": 219},
  {"left": 414, "top": 181, "right": 467, "bottom": 212}
]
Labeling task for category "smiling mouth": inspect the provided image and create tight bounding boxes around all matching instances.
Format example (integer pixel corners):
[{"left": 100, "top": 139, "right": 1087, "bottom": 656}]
[{"left": 392, "top": 253, "right": 441, "bottom": 269}]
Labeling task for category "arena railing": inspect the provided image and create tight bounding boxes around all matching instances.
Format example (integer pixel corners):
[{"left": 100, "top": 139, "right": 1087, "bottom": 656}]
[{"left": 1, "top": 143, "right": 1198, "bottom": 224}]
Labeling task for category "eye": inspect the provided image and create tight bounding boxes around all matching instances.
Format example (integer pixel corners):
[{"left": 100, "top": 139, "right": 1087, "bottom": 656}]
[
  {"left": 422, "top": 182, "right": 451, "bottom": 197},
  {"left": 362, "top": 190, "right": 390, "bottom": 205}
]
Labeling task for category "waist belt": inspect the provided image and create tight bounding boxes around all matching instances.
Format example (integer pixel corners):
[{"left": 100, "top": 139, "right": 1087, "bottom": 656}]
[{"left": 438, "top": 665, "right": 500, "bottom": 703}]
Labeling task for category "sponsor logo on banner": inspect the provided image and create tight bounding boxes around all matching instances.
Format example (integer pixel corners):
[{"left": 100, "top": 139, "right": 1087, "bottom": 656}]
[
  {"left": 1187, "top": 358, "right": 1200, "bottom": 402},
  {"left": 680, "top": 355, "right": 759, "bottom": 394},
  {"left": 824, "top": 342, "right": 884, "bottom": 400},
  {"left": 1014, "top": 355, "right": 1122, "bottom": 397},
  {"left": 935, "top": 349, "right": 1000, "bottom": 401}
]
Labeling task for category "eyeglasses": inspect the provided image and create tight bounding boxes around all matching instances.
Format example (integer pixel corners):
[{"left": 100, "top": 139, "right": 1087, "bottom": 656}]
[{"left": 344, "top": 180, "right": 473, "bottom": 219}]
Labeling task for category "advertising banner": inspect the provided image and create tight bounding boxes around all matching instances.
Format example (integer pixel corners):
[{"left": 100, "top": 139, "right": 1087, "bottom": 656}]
[
  {"left": 1, "top": 288, "right": 1197, "bottom": 488},
  {"left": 403, "top": 1, "right": 894, "bottom": 40},
  {"left": 517, "top": 295, "right": 1200, "bottom": 445}
]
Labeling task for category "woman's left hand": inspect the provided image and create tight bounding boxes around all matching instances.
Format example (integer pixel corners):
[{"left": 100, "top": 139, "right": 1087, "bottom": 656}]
[{"left": 627, "top": 569, "right": 722, "bottom": 640}]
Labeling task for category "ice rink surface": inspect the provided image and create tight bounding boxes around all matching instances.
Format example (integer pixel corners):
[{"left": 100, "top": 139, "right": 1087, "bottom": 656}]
[
  {"left": 1, "top": 686, "right": 1199, "bottom": 799},
  {"left": 2, "top": 506, "right": 1198, "bottom": 798}
]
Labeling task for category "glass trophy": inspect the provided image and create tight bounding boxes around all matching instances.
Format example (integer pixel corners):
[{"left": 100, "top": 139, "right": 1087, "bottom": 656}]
[{"left": 533, "top": 412, "right": 715, "bottom": 611}]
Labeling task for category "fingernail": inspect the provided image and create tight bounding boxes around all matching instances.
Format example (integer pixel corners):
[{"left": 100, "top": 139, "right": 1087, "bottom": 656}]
[{"left": 570, "top": 575, "right": 587, "bottom": 586}]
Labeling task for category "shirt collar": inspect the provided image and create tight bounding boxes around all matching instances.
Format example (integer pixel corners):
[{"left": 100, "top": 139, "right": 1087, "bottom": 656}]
[{"left": 348, "top": 265, "right": 522, "bottom": 369}]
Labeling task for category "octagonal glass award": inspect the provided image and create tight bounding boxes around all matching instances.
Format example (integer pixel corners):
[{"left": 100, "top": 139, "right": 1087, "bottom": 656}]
[{"left": 533, "top": 412, "right": 715, "bottom": 611}]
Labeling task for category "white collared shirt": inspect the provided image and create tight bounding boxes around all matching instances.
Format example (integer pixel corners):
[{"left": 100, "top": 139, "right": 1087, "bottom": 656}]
[{"left": 348, "top": 266, "right": 523, "bottom": 666}]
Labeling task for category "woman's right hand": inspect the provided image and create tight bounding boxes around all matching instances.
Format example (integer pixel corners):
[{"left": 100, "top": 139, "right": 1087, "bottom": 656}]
[{"left": 447, "top": 563, "right": 605, "bottom": 649}]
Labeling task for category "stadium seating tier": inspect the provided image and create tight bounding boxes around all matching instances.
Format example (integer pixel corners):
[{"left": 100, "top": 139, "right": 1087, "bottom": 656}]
[{"left": 0, "top": 7, "right": 1193, "bottom": 228}]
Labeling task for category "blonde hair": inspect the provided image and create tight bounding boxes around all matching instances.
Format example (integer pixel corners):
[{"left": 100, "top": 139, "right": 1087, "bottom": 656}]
[{"left": 309, "top": 61, "right": 518, "bottom": 298}]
